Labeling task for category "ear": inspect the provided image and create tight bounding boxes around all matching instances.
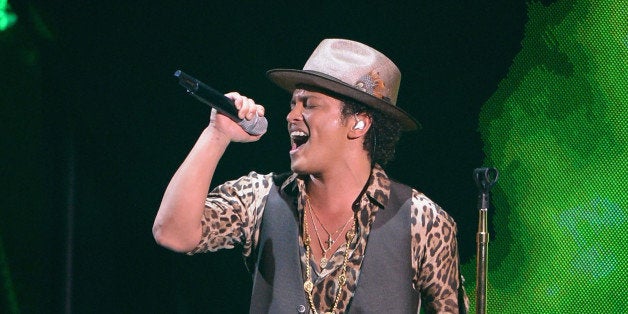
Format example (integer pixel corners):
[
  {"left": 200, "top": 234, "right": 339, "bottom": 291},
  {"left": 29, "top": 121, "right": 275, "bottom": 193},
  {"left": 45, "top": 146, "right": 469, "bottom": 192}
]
[{"left": 347, "top": 113, "right": 371, "bottom": 139}]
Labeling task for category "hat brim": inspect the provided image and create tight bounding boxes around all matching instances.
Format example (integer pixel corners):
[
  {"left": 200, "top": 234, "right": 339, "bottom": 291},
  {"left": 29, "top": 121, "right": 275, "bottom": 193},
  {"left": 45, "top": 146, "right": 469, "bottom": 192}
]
[{"left": 267, "top": 69, "right": 420, "bottom": 131}]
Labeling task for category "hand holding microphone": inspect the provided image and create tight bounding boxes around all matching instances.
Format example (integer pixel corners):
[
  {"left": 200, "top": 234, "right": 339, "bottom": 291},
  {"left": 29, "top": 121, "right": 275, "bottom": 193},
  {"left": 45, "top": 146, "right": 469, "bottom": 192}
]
[
  {"left": 174, "top": 70, "right": 268, "bottom": 136},
  {"left": 216, "top": 92, "right": 266, "bottom": 142}
]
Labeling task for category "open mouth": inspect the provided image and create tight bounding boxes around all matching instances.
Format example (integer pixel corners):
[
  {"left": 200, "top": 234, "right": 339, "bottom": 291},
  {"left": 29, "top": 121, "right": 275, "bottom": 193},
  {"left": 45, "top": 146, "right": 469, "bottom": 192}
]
[{"left": 290, "top": 130, "right": 309, "bottom": 152}]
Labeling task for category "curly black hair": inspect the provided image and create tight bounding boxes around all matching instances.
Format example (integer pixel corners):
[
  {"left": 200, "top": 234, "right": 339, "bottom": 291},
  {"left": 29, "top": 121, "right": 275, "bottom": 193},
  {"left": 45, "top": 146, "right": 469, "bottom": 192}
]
[{"left": 341, "top": 99, "right": 402, "bottom": 166}]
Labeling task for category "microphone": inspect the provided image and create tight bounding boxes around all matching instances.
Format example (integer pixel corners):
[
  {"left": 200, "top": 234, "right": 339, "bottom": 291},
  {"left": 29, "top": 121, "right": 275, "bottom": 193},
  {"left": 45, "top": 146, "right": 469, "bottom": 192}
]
[{"left": 174, "top": 70, "right": 268, "bottom": 135}]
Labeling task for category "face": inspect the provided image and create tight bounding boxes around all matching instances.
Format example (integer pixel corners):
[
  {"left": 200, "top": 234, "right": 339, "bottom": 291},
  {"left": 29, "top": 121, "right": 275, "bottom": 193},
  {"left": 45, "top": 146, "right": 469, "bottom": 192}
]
[{"left": 287, "top": 89, "right": 352, "bottom": 175}]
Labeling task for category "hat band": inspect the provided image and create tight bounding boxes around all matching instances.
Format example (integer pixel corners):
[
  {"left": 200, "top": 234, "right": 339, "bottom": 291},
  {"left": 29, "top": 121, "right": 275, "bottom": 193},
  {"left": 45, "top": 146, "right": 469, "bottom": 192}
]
[{"left": 353, "top": 70, "right": 391, "bottom": 103}]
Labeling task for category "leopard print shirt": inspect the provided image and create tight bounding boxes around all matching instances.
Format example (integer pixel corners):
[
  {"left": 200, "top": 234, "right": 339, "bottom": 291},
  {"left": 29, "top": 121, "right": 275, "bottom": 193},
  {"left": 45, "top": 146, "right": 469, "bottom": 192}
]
[{"left": 189, "top": 165, "right": 467, "bottom": 313}]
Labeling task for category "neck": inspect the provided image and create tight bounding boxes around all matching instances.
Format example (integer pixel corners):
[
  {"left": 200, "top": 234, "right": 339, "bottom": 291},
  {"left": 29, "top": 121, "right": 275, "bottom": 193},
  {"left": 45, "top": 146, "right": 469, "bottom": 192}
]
[{"left": 305, "top": 158, "right": 372, "bottom": 215}]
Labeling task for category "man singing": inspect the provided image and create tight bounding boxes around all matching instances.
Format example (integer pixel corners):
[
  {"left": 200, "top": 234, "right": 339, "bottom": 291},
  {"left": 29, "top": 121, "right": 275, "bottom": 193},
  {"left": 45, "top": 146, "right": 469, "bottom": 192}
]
[{"left": 153, "top": 38, "right": 468, "bottom": 313}]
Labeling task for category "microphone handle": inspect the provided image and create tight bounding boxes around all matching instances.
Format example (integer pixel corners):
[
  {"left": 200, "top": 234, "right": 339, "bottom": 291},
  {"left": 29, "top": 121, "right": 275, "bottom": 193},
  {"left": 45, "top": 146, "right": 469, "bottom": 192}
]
[{"left": 174, "top": 70, "right": 267, "bottom": 135}]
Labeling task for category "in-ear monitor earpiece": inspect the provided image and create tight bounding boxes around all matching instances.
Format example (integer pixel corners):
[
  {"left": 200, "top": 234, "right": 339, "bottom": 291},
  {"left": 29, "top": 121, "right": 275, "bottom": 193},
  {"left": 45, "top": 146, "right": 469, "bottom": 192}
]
[{"left": 353, "top": 114, "right": 365, "bottom": 130}]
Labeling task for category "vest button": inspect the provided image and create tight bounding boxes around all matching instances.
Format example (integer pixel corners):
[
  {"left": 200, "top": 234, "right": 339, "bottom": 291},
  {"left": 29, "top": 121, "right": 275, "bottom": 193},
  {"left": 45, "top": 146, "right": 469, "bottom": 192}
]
[{"left": 296, "top": 304, "right": 307, "bottom": 313}]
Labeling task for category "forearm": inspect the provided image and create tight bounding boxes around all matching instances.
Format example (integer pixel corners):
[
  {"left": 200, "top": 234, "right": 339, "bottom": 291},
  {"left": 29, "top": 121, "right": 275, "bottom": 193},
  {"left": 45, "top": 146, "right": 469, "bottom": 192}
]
[{"left": 153, "top": 126, "right": 230, "bottom": 252}]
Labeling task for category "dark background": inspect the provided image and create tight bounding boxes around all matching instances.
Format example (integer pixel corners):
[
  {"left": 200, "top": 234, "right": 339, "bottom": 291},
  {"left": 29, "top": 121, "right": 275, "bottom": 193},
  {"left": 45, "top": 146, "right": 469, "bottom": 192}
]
[{"left": 1, "top": 1, "right": 529, "bottom": 313}]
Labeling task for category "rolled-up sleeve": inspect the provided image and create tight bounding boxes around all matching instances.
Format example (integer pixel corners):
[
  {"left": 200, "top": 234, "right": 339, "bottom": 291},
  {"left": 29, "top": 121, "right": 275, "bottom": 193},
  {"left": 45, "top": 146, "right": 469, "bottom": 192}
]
[{"left": 187, "top": 172, "right": 273, "bottom": 256}]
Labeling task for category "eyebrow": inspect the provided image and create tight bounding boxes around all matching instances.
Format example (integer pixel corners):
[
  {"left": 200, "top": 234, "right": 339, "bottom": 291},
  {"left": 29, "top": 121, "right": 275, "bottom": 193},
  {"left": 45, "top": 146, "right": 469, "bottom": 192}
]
[
  {"left": 291, "top": 94, "right": 309, "bottom": 105},
  {"left": 292, "top": 91, "right": 322, "bottom": 103}
]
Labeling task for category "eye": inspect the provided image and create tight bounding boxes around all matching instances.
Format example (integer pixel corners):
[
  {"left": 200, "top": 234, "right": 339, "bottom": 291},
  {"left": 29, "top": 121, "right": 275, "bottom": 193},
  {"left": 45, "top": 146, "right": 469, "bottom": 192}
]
[{"left": 304, "top": 100, "right": 316, "bottom": 109}]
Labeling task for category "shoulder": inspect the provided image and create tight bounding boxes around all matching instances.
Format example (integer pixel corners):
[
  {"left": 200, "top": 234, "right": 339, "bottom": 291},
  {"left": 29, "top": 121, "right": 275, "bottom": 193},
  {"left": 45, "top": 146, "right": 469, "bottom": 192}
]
[
  {"left": 208, "top": 172, "right": 276, "bottom": 209},
  {"left": 410, "top": 189, "right": 457, "bottom": 234},
  {"left": 228, "top": 171, "right": 275, "bottom": 188},
  {"left": 214, "top": 171, "right": 275, "bottom": 194}
]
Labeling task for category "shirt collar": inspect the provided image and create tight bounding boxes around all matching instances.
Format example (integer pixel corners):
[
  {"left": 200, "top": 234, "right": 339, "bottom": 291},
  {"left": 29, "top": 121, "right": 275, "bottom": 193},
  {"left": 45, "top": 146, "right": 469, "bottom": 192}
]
[{"left": 280, "top": 164, "right": 391, "bottom": 210}]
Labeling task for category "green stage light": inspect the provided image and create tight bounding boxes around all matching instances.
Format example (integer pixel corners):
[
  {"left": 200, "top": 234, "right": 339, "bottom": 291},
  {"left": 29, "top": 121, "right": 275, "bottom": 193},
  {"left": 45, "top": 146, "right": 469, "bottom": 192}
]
[
  {"left": 0, "top": 0, "right": 17, "bottom": 31},
  {"left": 464, "top": 0, "right": 628, "bottom": 313}
]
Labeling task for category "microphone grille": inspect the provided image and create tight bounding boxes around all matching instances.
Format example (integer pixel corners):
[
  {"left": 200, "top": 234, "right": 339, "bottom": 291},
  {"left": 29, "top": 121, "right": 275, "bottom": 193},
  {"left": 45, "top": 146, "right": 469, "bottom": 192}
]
[{"left": 238, "top": 114, "right": 268, "bottom": 135}]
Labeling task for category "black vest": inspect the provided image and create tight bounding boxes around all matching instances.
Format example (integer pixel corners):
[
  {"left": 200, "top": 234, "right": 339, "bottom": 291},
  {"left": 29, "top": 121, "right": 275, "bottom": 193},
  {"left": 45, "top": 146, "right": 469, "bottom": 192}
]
[{"left": 248, "top": 179, "right": 418, "bottom": 313}]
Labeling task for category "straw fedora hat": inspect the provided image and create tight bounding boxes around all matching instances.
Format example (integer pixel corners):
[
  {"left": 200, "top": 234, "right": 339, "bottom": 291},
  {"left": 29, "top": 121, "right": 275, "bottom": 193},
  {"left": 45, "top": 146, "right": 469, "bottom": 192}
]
[{"left": 267, "top": 38, "right": 419, "bottom": 131}]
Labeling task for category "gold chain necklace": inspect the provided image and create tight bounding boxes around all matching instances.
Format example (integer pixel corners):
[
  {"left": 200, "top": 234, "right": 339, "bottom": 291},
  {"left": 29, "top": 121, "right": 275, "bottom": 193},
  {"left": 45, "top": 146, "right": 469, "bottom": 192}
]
[
  {"left": 307, "top": 197, "right": 353, "bottom": 268},
  {"left": 303, "top": 197, "right": 356, "bottom": 314},
  {"left": 307, "top": 205, "right": 332, "bottom": 268}
]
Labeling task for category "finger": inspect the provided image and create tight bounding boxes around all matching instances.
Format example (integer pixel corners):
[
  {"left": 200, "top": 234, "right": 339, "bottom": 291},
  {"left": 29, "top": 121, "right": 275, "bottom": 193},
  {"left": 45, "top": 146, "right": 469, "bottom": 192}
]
[
  {"left": 225, "top": 92, "right": 243, "bottom": 110},
  {"left": 245, "top": 98, "right": 257, "bottom": 120},
  {"left": 238, "top": 97, "right": 251, "bottom": 119},
  {"left": 256, "top": 105, "right": 265, "bottom": 117}
]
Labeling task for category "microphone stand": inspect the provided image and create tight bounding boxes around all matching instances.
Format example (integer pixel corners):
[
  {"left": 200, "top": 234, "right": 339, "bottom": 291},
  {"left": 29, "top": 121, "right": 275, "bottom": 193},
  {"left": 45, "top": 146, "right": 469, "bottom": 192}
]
[{"left": 473, "top": 167, "right": 498, "bottom": 314}]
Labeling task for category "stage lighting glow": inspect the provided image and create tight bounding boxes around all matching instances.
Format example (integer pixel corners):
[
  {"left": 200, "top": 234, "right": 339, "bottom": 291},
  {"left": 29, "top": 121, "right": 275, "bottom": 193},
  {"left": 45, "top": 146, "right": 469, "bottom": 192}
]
[
  {"left": 464, "top": 0, "right": 628, "bottom": 312},
  {"left": 0, "top": 0, "right": 17, "bottom": 32}
]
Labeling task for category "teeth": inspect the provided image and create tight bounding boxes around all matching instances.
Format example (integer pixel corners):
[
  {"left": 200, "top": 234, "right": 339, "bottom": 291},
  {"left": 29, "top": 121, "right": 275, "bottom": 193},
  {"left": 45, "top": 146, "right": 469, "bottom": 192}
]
[
  {"left": 290, "top": 131, "right": 308, "bottom": 138},
  {"left": 290, "top": 130, "right": 309, "bottom": 149}
]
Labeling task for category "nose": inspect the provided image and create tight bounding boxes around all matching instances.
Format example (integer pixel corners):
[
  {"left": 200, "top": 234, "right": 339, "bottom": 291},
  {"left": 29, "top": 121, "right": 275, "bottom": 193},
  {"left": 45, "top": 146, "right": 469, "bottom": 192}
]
[{"left": 286, "top": 104, "right": 303, "bottom": 124}]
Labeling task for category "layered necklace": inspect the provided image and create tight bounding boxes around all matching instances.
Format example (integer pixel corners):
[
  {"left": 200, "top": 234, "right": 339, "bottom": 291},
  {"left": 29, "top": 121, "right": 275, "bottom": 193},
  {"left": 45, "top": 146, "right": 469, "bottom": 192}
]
[
  {"left": 303, "top": 197, "right": 357, "bottom": 314},
  {"left": 307, "top": 198, "right": 354, "bottom": 268}
]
